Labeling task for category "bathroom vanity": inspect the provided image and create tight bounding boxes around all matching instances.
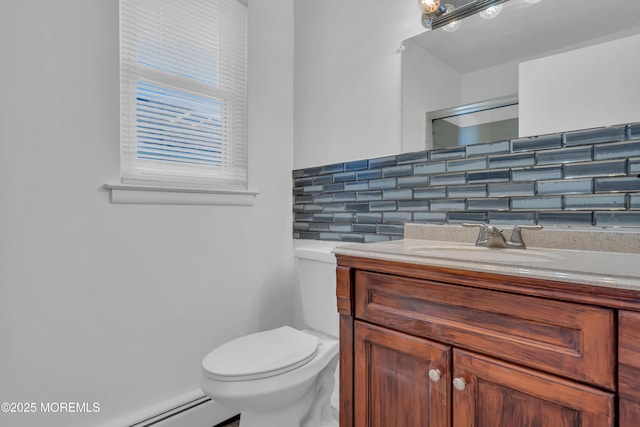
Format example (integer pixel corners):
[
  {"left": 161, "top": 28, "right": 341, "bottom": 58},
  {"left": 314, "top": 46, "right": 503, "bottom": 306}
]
[{"left": 333, "top": 227, "right": 640, "bottom": 427}]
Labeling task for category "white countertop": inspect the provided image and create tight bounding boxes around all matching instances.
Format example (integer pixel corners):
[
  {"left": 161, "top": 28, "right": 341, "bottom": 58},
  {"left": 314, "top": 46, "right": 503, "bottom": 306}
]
[{"left": 333, "top": 238, "right": 640, "bottom": 292}]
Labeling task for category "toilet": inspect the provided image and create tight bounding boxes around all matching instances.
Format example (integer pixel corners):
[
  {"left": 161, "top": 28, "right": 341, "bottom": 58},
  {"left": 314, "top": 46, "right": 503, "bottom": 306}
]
[{"left": 200, "top": 241, "right": 344, "bottom": 427}]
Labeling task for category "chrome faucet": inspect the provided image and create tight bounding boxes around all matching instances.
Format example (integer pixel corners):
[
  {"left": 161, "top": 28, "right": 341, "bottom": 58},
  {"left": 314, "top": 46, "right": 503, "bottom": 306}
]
[{"left": 462, "top": 223, "right": 543, "bottom": 249}]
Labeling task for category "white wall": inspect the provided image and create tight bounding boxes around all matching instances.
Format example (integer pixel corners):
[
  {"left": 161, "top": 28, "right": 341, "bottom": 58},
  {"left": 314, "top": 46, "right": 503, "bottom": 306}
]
[
  {"left": 519, "top": 33, "right": 640, "bottom": 137},
  {"left": 0, "top": 1, "right": 294, "bottom": 426},
  {"left": 293, "top": 0, "right": 423, "bottom": 169}
]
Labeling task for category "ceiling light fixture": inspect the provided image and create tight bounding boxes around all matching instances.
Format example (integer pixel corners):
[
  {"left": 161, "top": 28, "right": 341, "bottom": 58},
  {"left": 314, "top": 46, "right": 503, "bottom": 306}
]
[{"left": 420, "top": 0, "right": 509, "bottom": 30}]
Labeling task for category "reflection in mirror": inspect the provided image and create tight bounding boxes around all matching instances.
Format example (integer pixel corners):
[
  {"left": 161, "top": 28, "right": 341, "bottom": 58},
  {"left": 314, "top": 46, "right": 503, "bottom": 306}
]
[
  {"left": 402, "top": 0, "right": 640, "bottom": 153},
  {"left": 429, "top": 95, "right": 518, "bottom": 149}
]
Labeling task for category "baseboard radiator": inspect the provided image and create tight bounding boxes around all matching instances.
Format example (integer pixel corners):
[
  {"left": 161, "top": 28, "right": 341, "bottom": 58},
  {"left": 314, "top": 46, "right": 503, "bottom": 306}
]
[{"left": 129, "top": 395, "right": 238, "bottom": 427}]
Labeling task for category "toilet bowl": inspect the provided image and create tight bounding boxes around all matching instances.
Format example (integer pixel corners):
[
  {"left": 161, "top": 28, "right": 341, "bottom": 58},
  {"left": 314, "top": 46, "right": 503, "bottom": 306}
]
[{"left": 200, "top": 241, "right": 344, "bottom": 427}]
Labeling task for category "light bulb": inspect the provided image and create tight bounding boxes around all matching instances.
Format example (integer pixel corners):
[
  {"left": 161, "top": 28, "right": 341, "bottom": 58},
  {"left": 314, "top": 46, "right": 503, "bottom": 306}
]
[
  {"left": 418, "top": 0, "right": 439, "bottom": 13},
  {"left": 479, "top": 4, "right": 502, "bottom": 19},
  {"left": 442, "top": 20, "right": 461, "bottom": 32},
  {"left": 418, "top": 0, "right": 446, "bottom": 17},
  {"left": 421, "top": 13, "right": 433, "bottom": 29},
  {"left": 441, "top": 4, "right": 461, "bottom": 32}
]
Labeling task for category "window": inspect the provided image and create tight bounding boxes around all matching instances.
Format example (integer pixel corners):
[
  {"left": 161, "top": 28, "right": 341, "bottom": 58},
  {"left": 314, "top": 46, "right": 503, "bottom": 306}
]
[{"left": 119, "top": 0, "right": 248, "bottom": 191}]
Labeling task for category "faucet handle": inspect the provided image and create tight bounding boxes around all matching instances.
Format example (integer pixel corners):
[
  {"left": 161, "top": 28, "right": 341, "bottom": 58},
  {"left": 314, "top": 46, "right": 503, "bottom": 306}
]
[
  {"left": 462, "top": 222, "right": 486, "bottom": 230},
  {"left": 509, "top": 224, "right": 543, "bottom": 249},
  {"left": 462, "top": 223, "right": 487, "bottom": 244}
]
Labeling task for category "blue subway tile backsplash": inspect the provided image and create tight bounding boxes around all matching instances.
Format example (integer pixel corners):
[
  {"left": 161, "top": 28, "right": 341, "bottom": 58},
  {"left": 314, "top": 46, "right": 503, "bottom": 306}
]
[
  {"left": 488, "top": 182, "right": 535, "bottom": 197},
  {"left": 536, "top": 178, "right": 593, "bottom": 195},
  {"left": 429, "top": 147, "right": 466, "bottom": 160},
  {"left": 595, "top": 177, "right": 640, "bottom": 193},
  {"left": 538, "top": 212, "right": 594, "bottom": 226},
  {"left": 511, "top": 196, "right": 563, "bottom": 211},
  {"left": 397, "top": 151, "right": 430, "bottom": 164},
  {"left": 594, "top": 140, "right": 640, "bottom": 160},
  {"left": 345, "top": 159, "right": 368, "bottom": 171},
  {"left": 414, "top": 187, "right": 447, "bottom": 199},
  {"left": 536, "top": 146, "right": 593, "bottom": 165},
  {"left": 511, "top": 165, "right": 562, "bottom": 182},
  {"left": 512, "top": 134, "right": 562, "bottom": 152},
  {"left": 563, "top": 159, "right": 627, "bottom": 179},
  {"left": 430, "top": 172, "right": 466, "bottom": 186},
  {"left": 414, "top": 162, "right": 446, "bottom": 175},
  {"left": 488, "top": 212, "right": 536, "bottom": 224},
  {"left": 564, "top": 194, "right": 626, "bottom": 211},
  {"left": 447, "top": 157, "right": 487, "bottom": 172},
  {"left": 293, "top": 123, "right": 640, "bottom": 241},
  {"left": 467, "top": 169, "right": 511, "bottom": 183},
  {"left": 564, "top": 125, "right": 626, "bottom": 146},
  {"left": 369, "top": 178, "right": 396, "bottom": 190},
  {"left": 397, "top": 175, "right": 430, "bottom": 188},
  {"left": 333, "top": 171, "right": 356, "bottom": 182},
  {"left": 466, "top": 198, "right": 510, "bottom": 211},
  {"left": 356, "top": 169, "right": 381, "bottom": 181},
  {"left": 344, "top": 181, "right": 369, "bottom": 192},
  {"left": 595, "top": 212, "right": 640, "bottom": 227},
  {"left": 382, "top": 165, "right": 413, "bottom": 178},
  {"left": 356, "top": 190, "right": 382, "bottom": 202},
  {"left": 448, "top": 184, "right": 487, "bottom": 198},
  {"left": 467, "top": 140, "right": 510, "bottom": 156},
  {"left": 488, "top": 152, "right": 535, "bottom": 169},
  {"left": 369, "top": 156, "right": 396, "bottom": 169}
]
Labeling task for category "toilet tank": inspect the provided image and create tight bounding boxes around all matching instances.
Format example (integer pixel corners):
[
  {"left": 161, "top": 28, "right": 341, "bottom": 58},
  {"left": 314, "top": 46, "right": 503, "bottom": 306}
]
[{"left": 294, "top": 240, "right": 347, "bottom": 337}]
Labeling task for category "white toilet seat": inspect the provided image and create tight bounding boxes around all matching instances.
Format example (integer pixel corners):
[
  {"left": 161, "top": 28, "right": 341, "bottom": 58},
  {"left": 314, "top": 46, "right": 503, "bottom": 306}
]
[{"left": 202, "top": 326, "right": 320, "bottom": 381}]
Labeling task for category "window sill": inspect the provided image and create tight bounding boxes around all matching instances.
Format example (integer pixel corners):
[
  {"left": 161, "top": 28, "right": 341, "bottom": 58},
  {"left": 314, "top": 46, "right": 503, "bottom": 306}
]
[{"left": 104, "top": 182, "right": 258, "bottom": 206}]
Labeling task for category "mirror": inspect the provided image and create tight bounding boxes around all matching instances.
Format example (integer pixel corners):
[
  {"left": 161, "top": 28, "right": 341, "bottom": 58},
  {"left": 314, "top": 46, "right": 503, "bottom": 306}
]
[{"left": 402, "top": 0, "right": 640, "bottom": 152}]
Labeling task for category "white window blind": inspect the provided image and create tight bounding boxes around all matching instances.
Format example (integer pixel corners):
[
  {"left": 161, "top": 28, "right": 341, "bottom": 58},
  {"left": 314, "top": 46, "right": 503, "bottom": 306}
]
[{"left": 120, "top": 0, "right": 247, "bottom": 190}]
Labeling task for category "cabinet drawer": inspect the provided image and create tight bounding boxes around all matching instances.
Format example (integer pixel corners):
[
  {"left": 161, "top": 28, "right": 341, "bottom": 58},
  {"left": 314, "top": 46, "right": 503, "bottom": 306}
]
[{"left": 355, "top": 270, "right": 616, "bottom": 390}]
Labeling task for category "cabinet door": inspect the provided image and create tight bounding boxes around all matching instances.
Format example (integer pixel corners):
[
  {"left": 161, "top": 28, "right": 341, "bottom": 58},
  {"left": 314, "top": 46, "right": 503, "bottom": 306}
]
[
  {"left": 354, "top": 321, "right": 450, "bottom": 427},
  {"left": 619, "top": 310, "right": 640, "bottom": 426},
  {"left": 452, "top": 349, "right": 614, "bottom": 427}
]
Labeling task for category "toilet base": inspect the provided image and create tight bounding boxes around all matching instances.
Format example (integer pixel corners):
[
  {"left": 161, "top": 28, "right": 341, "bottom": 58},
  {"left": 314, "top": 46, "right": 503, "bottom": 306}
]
[{"left": 238, "top": 357, "right": 339, "bottom": 427}]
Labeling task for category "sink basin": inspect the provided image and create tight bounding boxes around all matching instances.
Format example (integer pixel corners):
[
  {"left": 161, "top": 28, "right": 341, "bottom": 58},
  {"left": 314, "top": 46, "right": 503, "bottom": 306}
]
[{"left": 412, "top": 245, "right": 559, "bottom": 264}]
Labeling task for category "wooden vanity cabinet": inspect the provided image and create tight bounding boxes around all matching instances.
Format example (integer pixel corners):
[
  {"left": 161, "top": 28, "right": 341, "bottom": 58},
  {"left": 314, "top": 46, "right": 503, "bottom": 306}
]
[{"left": 335, "top": 255, "right": 639, "bottom": 427}]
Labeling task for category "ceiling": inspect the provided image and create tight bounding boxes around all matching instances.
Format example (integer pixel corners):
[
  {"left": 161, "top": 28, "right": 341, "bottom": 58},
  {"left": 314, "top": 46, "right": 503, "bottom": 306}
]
[{"left": 410, "top": 0, "right": 640, "bottom": 74}]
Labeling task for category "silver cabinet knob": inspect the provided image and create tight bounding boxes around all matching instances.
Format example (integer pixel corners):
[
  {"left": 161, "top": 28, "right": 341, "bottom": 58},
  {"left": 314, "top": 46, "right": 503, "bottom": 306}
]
[
  {"left": 453, "top": 377, "right": 466, "bottom": 391},
  {"left": 428, "top": 369, "right": 441, "bottom": 382}
]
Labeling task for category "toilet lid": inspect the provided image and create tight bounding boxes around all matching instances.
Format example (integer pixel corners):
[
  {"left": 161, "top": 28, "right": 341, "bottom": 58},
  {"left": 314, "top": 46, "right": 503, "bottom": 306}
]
[{"left": 202, "top": 326, "right": 320, "bottom": 381}]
